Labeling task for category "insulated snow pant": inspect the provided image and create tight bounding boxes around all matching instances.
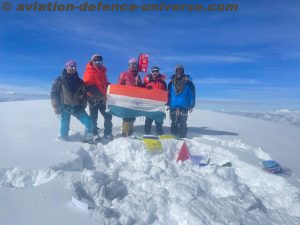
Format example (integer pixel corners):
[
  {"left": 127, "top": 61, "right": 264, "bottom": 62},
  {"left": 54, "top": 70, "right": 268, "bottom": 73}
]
[
  {"left": 144, "top": 117, "right": 163, "bottom": 135},
  {"left": 60, "top": 109, "right": 93, "bottom": 138},
  {"left": 89, "top": 102, "right": 113, "bottom": 136},
  {"left": 122, "top": 118, "right": 135, "bottom": 137},
  {"left": 170, "top": 108, "right": 188, "bottom": 138}
]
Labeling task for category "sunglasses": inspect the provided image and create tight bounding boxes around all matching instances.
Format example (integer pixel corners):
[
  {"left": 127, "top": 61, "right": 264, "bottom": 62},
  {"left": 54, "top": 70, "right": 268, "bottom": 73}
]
[
  {"left": 93, "top": 60, "right": 102, "bottom": 65},
  {"left": 151, "top": 70, "right": 159, "bottom": 74},
  {"left": 67, "top": 66, "right": 77, "bottom": 70},
  {"left": 129, "top": 63, "right": 137, "bottom": 67}
]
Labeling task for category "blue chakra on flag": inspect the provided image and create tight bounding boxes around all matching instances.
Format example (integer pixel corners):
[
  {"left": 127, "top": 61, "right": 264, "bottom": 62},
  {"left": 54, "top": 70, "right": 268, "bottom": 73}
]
[{"left": 131, "top": 99, "right": 143, "bottom": 108}]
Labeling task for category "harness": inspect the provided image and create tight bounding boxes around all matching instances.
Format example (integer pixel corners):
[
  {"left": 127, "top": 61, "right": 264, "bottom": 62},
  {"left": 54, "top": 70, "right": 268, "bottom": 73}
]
[
  {"left": 171, "top": 108, "right": 188, "bottom": 124},
  {"left": 61, "top": 105, "right": 82, "bottom": 117},
  {"left": 87, "top": 96, "right": 104, "bottom": 108}
]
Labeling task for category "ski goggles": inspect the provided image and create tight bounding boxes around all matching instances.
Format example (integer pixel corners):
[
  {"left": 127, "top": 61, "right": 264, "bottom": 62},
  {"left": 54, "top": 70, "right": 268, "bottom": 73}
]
[{"left": 151, "top": 69, "right": 159, "bottom": 74}]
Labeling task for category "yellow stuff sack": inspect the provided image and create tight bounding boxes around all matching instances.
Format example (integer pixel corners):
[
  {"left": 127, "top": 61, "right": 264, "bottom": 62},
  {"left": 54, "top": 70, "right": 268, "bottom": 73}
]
[
  {"left": 143, "top": 138, "right": 163, "bottom": 151},
  {"left": 159, "top": 135, "right": 175, "bottom": 140}
]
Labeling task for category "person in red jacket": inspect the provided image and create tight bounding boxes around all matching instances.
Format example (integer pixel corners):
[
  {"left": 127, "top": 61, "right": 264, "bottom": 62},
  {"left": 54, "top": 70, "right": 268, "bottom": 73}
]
[
  {"left": 118, "top": 58, "right": 142, "bottom": 136},
  {"left": 143, "top": 66, "right": 167, "bottom": 135},
  {"left": 118, "top": 58, "right": 143, "bottom": 86},
  {"left": 83, "top": 54, "right": 113, "bottom": 140}
]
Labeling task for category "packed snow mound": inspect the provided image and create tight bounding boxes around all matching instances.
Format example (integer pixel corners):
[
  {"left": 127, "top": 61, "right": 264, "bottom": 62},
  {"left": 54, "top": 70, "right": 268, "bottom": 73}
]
[
  {"left": 0, "top": 167, "right": 57, "bottom": 188},
  {"left": 1, "top": 137, "right": 300, "bottom": 224},
  {"left": 222, "top": 110, "right": 300, "bottom": 127},
  {"left": 1, "top": 100, "right": 300, "bottom": 225}
]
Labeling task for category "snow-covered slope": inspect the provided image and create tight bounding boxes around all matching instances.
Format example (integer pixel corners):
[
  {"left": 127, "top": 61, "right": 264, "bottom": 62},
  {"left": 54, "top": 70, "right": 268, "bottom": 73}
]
[{"left": 0, "top": 100, "right": 300, "bottom": 225}]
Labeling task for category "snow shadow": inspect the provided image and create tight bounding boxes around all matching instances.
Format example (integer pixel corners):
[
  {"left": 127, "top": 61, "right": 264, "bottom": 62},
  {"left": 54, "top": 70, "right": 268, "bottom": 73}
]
[
  {"left": 72, "top": 170, "right": 128, "bottom": 213},
  {"left": 77, "top": 148, "right": 95, "bottom": 170},
  {"left": 68, "top": 132, "right": 85, "bottom": 143},
  {"left": 51, "top": 148, "right": 95, "bottom": 172},
  {"left": 247, "top": 197, "right": 268, "bottom": 214},
  {"left": 132, "top": 125, "right": 238, "bottom": 137},
  {"left": 188, "top": 127, "right": 239, "bottom": 137}
]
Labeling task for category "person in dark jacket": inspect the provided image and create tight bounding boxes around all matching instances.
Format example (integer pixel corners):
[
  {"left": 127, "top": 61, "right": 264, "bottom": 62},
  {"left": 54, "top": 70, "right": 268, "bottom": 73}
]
[
  {"left": 83, "top": 54, "right": 113, "bottom": 140},
  {"left": 143, "top": 66, "right": 167, "bottom": 135},
  {"left": 168, "top": 65, "right": 195, "bottom": 138},
  {"left": 51, "top": 60, "right": 93, "bottom": 142}
]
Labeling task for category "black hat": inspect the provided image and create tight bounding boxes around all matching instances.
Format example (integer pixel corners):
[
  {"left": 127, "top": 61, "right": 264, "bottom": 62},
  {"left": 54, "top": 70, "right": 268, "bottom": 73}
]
[
  {"left": 91, "top": 53, "right": 103, "bottom": 62},
  {"left": 151, "top": 66, "right": 160, "bottom": 73},
  {"left": 175, "top": 64, "right": 184, "bottom": 74},
  {"left": 176, "top": 64, "right": 184, "bottom": 70}
]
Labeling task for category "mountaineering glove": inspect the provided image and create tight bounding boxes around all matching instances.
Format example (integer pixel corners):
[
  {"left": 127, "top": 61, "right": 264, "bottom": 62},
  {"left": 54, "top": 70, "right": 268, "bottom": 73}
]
[{"left": 54, "top": 108, "right": 60, "bottom": 114}]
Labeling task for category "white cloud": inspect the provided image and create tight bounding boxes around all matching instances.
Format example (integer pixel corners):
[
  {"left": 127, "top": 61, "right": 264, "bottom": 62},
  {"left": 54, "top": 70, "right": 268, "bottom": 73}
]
[
  {"left": 284, "top": 51, "right": 300, "bottom": 59},
  {"left": 194, "top": 78, "right": 261, "bottom": 85},
  {"left": 198, "top": 98, "right": 259, "bottom": 105},
  {"left": 0, "top": 83, "right": 50, "bottom": 95},
  {"left": 157, "top": 54, "right": 256, "bottom": 64}
]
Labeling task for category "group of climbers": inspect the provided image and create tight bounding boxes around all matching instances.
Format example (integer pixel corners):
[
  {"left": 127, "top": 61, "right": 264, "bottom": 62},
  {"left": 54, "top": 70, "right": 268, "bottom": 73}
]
[{"left": 51, "top": 54, "right": 196, "bottom": 143}]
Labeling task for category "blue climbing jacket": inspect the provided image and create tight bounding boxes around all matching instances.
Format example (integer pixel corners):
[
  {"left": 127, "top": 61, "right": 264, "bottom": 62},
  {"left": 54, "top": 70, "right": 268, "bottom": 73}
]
[{"left": 168, "top": 75, "right": 196, "bottom": 110}]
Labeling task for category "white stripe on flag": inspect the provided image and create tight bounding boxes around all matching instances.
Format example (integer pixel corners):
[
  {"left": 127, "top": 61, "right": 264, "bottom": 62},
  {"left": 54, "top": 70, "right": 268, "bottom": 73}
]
[{"left": 107, "top": 94, "right": 166, "bottom": 112}]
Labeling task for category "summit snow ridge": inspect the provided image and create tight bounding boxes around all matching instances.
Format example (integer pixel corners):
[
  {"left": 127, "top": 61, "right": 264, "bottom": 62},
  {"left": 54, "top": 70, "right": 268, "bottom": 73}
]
[
  {"left": 1, "top": 100, "right": 300, "bottom": 225},
  {"left": 1, "top": 136, "right": 300, "bottom": 224}
]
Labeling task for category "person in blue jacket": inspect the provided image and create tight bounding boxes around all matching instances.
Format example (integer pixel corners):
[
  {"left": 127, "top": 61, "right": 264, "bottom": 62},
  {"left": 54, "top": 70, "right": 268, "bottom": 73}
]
[{"left": 167, "top": 65, "right": 195, "bottom": 138}]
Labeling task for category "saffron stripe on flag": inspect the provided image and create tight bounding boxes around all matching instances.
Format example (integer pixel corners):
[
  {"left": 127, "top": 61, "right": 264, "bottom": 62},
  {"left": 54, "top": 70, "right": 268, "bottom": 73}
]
[{"left": 108, "top": 84, "right": 168, "bottom": 103}]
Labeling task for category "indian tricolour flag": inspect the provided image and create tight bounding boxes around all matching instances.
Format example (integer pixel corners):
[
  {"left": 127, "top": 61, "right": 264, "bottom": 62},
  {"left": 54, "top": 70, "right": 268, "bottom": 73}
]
[{"left": 107, "top": 84, "right": 168, "bottom": 123}]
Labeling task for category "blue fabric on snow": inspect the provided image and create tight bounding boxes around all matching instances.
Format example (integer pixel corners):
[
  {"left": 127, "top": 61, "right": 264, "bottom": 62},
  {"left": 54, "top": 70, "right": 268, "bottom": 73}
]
[{"left": 262, "top": 160, "right": 282, "bottom": 173}]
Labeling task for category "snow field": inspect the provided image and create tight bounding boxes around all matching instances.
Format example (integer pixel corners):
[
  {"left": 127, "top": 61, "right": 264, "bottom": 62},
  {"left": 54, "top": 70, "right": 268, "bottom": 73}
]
[
  {"left": 1, "top": 100, "right": 300, "bottom": 225},
  {"left": 1, "top": 135, "right": 300, "bottom": 224}
]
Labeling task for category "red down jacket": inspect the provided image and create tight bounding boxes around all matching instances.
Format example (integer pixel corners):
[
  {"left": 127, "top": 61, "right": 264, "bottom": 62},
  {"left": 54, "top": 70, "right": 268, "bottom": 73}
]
[
  {"left": 143, "top": 74, "right": 167, "bottom": 90},
  {"left": 118, "top": 70, "right": 142, "bottom": 87},
  {"left": 83, "top": 62, "right": 108, "bottom": 97}
]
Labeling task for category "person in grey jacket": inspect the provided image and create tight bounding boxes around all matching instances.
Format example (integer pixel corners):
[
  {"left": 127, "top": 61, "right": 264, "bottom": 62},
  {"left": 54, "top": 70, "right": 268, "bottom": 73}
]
[{"left": 51, "top": 60, "right": 93, "bottom": 142}]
